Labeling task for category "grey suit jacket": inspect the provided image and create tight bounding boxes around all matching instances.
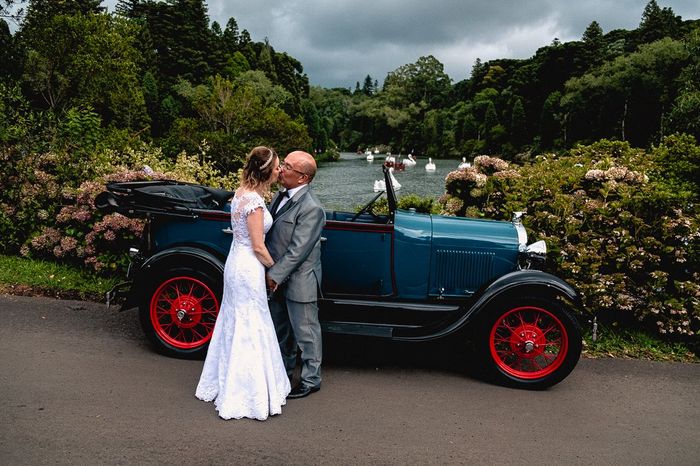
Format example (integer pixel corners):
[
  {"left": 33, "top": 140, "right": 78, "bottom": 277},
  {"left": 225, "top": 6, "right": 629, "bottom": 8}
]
[{"left": 266, "top": 185, "right": 325, "bottom": 302}]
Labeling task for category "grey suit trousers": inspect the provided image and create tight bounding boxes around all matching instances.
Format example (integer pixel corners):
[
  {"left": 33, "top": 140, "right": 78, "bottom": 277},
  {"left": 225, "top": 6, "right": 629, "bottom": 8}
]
[{"left": 269, "top": 294, "right": 322, "bottom": 388}]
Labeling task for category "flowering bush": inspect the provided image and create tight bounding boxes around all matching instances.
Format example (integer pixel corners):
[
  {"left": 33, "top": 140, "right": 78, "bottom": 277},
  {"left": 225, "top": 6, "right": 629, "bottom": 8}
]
[
  {"left": 4, "top": 142, "right": 239, "bottom": 274},
  {"left": 439, "top": 139, "right": 700, "bottom": 342},
  {"left": 25, "top": 171, "right": 152, "bottom": 273},
  {"left": 0, "top": 148, "right": 64, "bottom": 253}
]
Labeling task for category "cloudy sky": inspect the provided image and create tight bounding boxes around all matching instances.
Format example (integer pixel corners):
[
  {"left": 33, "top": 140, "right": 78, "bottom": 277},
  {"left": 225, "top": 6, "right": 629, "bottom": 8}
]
[{"left": 108, "top": 1, "right": 699, "bottom": 89}]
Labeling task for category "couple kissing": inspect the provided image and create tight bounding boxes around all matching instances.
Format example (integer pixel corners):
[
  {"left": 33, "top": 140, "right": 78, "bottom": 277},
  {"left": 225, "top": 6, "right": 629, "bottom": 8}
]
[{"left": 195, "top": 147, "right": 325, "bottom": 421}]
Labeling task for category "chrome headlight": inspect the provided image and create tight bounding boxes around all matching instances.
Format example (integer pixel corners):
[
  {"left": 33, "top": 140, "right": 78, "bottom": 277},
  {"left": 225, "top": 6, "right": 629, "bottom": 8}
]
[{"left": 519, "top": 240, "right": 547, "bottom": 269}]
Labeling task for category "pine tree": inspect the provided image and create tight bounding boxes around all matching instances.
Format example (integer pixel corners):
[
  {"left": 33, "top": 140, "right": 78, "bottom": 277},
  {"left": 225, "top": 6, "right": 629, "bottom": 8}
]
[
  {"left": 471, "top": 58, "right": 483, "bottom": 80},
  {"left": 638, "top": 0, "right": 680, "bottom": 44},
  {"left": 222, "top": 17, "right": 240, "bottom": 52},
  {"left": 362, "top": 74, "right": 373, "bottom": 96},
  {"left": 0, "top": 18, "right": 18, "bottom": 82},
  {"left": 510, "top": 97, "right": 527, "bottom": 147},
  {"left": 582, "top": 21, "right": 603, "bottom": 46},
  {"left": 169, "top": 0, "right": 214, "bottom": 83},
  {"left": 582, "top": 21, "right": 604, "bottom": 67},
  {"left": 115, "top": 0, "right": 145, "bottom": 17},
  {"left": 258, "top": 37, "right": 277, "bottom": 81}
]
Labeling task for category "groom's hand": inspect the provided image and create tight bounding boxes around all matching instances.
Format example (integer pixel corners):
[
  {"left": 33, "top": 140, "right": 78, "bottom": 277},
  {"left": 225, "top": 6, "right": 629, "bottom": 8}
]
[{"left": 265, "top": 274, "right": 278, "bottom": 292}]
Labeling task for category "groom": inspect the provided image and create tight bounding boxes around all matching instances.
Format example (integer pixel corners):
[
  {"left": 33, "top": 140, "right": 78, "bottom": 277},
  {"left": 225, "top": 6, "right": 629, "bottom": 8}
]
[{"left": 266, "top": 150, "right": 325, "bottom": 399}]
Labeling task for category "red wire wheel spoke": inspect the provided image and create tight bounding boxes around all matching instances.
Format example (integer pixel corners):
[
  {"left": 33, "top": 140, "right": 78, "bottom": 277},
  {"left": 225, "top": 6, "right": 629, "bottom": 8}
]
[
  {"left": 489, "top": 305, "right": 569, "bottom": 379},
  {"left": 150, "top": 276, "right": 220, "bottom": 350}
]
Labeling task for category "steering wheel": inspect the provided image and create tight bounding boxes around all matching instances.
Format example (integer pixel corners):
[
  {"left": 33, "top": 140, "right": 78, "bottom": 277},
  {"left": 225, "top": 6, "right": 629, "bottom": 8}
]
[{"left": 350, "top": 191, "right": 384, "bottom": 222}]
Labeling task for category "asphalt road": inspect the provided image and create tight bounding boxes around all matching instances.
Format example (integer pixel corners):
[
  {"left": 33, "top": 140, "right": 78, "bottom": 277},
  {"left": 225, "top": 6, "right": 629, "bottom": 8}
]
[{"left": 1, "top": 294, "right": 698, "bottom": 465}]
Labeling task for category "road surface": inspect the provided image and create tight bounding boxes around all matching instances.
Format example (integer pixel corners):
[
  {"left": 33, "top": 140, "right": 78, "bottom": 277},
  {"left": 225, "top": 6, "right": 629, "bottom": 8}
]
[{"left": 1, "top": 294, "right": 698, "bottom": 465}]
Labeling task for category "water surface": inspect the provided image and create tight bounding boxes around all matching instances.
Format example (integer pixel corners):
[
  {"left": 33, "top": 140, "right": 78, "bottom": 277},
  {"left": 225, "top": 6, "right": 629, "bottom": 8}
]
[{"left": 313, "top": 152, "right": 464, "bottom": 211}]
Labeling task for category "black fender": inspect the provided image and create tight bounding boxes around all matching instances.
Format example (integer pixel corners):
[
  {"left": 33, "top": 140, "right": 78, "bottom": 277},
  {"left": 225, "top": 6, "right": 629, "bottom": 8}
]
[
  {"left": 394, "top": 269, "right": 583, "bottom": 341},
  {"left": 123, "top": 246, "right": 226, "bottom": 309}
]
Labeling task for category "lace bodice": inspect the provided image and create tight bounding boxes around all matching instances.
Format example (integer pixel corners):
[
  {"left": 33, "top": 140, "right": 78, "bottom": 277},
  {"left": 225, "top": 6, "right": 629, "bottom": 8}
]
[{"left": 230, "top": 191, "right": 272, "bottom": 248}]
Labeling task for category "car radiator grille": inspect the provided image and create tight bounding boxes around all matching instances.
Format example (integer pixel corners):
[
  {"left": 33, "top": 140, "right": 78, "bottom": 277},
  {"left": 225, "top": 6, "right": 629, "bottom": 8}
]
[{"left": 435, "top": 249, "right": 495, "bottom": 294}]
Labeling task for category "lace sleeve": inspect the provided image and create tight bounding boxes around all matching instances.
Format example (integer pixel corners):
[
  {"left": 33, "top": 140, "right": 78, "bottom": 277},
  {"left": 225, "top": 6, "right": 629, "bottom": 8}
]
[{"left": 238, "top": 192, "right": 266, "bottom": 217}]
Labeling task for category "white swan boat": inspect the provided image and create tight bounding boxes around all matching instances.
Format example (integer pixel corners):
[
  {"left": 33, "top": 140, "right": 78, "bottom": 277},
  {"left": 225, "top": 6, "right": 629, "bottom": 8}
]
[{"left": 373, "top": 167, "right": 401, "bottom": 192}]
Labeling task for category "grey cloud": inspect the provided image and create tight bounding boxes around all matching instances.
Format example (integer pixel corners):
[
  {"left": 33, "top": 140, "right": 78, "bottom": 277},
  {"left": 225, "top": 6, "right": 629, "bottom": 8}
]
[{"left": 103, "top": 0, "right": 700, "bottom": 88}]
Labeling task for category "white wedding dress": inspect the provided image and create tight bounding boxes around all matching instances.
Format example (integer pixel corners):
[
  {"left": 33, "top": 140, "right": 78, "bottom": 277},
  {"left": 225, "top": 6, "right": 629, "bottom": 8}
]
[{"left": 195, "top": 191, "right": 291, "bottom": 420}]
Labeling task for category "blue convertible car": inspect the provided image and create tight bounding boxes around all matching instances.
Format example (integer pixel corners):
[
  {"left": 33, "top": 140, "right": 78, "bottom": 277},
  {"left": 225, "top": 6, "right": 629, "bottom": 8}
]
[{"left": 97, "top": 166, "right": 583, "bottom": 389}]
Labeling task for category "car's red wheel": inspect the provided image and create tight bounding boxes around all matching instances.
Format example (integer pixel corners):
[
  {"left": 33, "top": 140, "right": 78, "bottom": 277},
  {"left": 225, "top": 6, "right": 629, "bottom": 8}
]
[
  {"left": 489, "top": 305, "right": 568, "bottom": 379},
  {"left": 478, "top": 296, "right": 581, "bottom": 389},
  {"left": 150, "top": 276, "right": 219, "bottom": 350},
  {"left": 139, "top": 266, "right": 222, "bottom": 358}
]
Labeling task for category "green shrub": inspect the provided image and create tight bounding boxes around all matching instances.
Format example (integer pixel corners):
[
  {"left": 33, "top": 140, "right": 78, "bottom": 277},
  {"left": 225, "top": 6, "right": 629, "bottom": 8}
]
[
  {"left": 358, "top": 193, "right": 440, "bottom": 215},
  {"left": 439, "top": 138, "right": 699, "bottom": 341}
]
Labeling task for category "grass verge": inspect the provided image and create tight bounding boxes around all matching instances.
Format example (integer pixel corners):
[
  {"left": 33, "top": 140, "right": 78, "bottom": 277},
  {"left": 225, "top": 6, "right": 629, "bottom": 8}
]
[
  {"left": 0, "top": 254, "right": 697, "bottom": 362},
  {"left": 0, "top": 254, "right": 122, "bottom": 301},
  {"left": 583, "top": 325, "right": 698, "bottom": 362}
]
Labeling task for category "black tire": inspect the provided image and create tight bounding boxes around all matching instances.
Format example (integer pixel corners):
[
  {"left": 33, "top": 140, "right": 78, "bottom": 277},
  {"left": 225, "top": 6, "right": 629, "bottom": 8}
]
[
  {"left": 139, "top": 264, "right": 223, "bottom": 358},
  {"left": 474, "top": 296, "right": 582, "bottom": 389}
]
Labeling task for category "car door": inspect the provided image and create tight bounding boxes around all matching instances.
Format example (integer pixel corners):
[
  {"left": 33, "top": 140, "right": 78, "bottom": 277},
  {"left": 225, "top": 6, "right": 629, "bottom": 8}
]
[{"left": 321, "top": 220, "right": 394, "bottom": 296}]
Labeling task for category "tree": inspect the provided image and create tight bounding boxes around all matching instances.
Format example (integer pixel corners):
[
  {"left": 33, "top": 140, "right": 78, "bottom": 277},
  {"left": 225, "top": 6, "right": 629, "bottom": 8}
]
[
  {"left": 668, "top": 30, "right": 700, "bottom": 140},
  {"left": 0, "top": 18, "right": 19, "bottom": 83},
  {"left": 540, "top": 91, "right": 563, "bottom": 147},
  {"left": 19, "top": 11, "right": 148, "bottom": 128},
  {"left": 117, "top": 0, "right": 214, "bottom": 86},
  {"left": 233, "top": 70, "right": 293, "bottom": 110},
  {"left": 483, "top": 100, "right": 498, "bottom": 131},
  {"left": 222, "top": 17, "right": 240, "bottom": 51},
  {"left": 362, "top": 75, "right": 374, "bottom": 96},
  {"left": 384, "top": 55, "right": 451, "bottom": 108},
  {"left": 142, "top": 70, "right": 159, "bottom": 131},
  {"left": 562, "top": 37, "right": 689, "bottom": 146},
  {"left": 471, "top": 57, "right": 484, "bottom": 80},
  {"left": 638, "top": 0, "right": 681, "bottom": 44},
  {"left": 582, "top": 21, "right": 603, "bottom": 45},
  {"left": 582, "top": 21, "right": 604, "bottom": 66},
  {"left": 257, "top": 37, "right": 277, "bottom": 82},
  {"left": 223, "top": 51, "right": 250, "bottom": 80},
  {"left": 170, "top": 72, "right": 308, "bottom": 169},
  {"left": 303, "top": 99, "right": 327, "bottom": 151},
  {"left": 272, "top": 52, "right": 308, "bottom": 117},
  {"left": 510, "top": 97, "right": 527, "bottom": 148}
]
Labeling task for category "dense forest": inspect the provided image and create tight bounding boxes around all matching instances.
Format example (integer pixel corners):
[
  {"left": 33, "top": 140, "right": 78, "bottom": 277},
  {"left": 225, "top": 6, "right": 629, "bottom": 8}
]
[
  {"left": 1, "top": 0, "right": 698, "bottom": 169},
  {"left": 317, "top": 2, "right": 700, "bottom": 158}
]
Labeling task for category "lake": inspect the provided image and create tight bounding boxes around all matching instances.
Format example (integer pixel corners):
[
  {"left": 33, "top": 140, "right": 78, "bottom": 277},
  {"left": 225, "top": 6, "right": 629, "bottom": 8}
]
[{"left": 312, "top": 152, "right": 464, "bottom": 211}]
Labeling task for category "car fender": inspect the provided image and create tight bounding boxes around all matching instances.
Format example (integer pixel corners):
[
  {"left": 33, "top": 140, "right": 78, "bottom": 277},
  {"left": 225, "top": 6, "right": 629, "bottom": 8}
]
[
  {"left": 395, "top": 269, "right": 582, "bottom": 341},
  {"left": 461, "top": 269, "right": 583, "bottom": 328},
  {"left": 125, "top": 246, "right": 226, "bottom": 308}
]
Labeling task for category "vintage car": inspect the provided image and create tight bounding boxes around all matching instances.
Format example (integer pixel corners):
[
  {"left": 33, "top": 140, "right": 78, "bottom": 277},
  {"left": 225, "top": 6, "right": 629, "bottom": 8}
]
[{"left": 96, "top": 166, "right": 584, "bottom": 389}]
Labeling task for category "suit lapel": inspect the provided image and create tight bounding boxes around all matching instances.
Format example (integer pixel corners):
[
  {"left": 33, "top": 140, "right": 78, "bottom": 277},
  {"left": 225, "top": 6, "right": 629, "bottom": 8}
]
[{"left": 273, "top": 186, "right": 308, "bottom": 223}]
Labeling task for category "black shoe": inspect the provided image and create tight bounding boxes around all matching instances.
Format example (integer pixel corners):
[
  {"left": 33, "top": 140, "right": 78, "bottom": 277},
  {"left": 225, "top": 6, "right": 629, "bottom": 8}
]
[{"left": 287, "top": 384, "right": 320, "bottom": 399}]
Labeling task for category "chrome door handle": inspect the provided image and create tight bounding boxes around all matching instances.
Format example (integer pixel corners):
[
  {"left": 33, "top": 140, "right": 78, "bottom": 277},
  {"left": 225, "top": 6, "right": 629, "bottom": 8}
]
[{"left": 222, "top": 228, "right": 233, "bottom": 235}]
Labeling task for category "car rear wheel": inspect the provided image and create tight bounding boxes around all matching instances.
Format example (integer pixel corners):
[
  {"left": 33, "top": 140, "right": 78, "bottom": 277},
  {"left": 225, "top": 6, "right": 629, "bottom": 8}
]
[
  {"left": 139, "top": 266, "right": 222, "bottom": 358},
  {"left": 476, "top": 296, "right": 582, "bottom": 389}
]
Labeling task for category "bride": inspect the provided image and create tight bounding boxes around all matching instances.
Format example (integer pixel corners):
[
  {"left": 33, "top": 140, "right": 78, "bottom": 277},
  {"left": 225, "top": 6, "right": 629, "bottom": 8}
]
[{"left": 195, "top": 146, "right": 291, "bottom": 420}]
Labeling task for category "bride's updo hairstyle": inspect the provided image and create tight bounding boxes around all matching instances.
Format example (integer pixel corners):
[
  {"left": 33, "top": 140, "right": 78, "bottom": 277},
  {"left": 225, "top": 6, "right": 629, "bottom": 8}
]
[{"left": 241, "top": 146, "right": 278, "bottom": 191}]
